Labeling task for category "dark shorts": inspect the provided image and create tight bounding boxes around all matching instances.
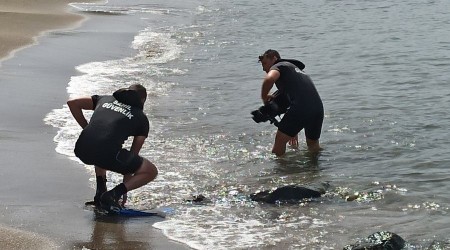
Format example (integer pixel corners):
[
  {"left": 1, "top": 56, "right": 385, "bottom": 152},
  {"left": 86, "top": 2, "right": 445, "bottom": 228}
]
[
  {"left": 277, "top": 106, "right": 324, "bottom": 140},
  {"left": 74, "top": 145, "right": 143, "bottom": 175}
]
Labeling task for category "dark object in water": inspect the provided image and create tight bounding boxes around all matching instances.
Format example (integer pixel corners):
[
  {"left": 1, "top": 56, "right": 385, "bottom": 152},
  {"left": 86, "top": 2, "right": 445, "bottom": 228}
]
[
  {"left": 250, "top": 185, "right": 322, "bottom": 204},
  {"left": 185, "top": 194, "right": 208, "bottom": 203},
  {"left": 343, "top": 231, "right": 406, "bottom": 250}
]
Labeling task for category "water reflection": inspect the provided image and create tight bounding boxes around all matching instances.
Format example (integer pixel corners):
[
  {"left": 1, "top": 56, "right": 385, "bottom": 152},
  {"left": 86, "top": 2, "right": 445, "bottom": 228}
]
[
  {"left": 71, "top": 214, "right": 156, "bottom": 250},
  {"left": 273, "top": 150, "right": 322, "bottom": 177}
]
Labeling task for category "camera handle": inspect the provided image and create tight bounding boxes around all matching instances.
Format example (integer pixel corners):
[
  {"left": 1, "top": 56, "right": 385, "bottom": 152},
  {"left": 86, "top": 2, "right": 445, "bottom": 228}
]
[{"left": 269, "top": 116, "right": 279, "bottom": 127}]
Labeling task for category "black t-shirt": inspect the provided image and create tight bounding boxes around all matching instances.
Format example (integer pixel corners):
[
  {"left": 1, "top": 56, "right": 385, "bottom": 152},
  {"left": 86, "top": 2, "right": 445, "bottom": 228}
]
[
  {"left": 271, "top": 61, "right": 323, "bottom": 113},
  {"left": 77, "top": 95, "right": 149, "bottom": 153}
]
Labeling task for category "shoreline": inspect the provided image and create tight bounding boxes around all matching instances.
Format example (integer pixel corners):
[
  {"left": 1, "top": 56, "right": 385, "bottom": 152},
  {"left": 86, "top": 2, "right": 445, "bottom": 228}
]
[
  {"left": 0, "top": 0, "right": 98, "bottom": 62},
  {"left": 0, "top": 1, "right": 98, "bottom": 248},
  {"left": 0, "top": 1, "right": 190, "bottom": 249}
]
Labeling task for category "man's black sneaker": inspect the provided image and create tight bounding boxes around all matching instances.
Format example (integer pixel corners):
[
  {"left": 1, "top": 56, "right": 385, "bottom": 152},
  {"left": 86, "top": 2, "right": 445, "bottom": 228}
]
[
  {"left": 99, "top": 191, "right": 122, "bottom": 214},
  {"left": 93, "top": 194, "right": 102, "bottom": 207}
]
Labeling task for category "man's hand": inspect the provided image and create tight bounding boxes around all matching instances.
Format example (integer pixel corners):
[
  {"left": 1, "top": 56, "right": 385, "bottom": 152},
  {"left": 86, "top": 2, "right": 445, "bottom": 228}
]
[
  {"left": 121, "top": 174, "right": 133, "bottom": 207},
  {"left": 266, "top": 94, "right": 275, "bottom": 103},
  {"left": 121, "top": 193, "right": 128, "bottom": 207},
  {"left": 288, "top": 134, "right": 299, "bottom": 148}
]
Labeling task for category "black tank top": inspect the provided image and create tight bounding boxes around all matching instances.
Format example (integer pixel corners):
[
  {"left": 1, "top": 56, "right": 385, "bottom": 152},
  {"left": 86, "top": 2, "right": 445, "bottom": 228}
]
[
  {"left": 270, "top": 61, "right": 323, "bottom": 113},
  {"left": 77, "top": 95, "right": 149, "bottom": 153}
]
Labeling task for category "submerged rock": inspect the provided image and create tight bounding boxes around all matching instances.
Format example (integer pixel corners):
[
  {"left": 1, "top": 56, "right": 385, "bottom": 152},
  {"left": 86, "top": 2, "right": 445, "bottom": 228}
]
[
  {"left": 185, "top": 185, "right": 323, "bottom": 205},
  {"left": 185, "top": 194, "right": 209, "bottom": 204},
  {"left": 344, "top": 231, "right": 406, "bottom": 250},
  {"left": 250, "top": 185, "right": 323, "bottom": 204}
]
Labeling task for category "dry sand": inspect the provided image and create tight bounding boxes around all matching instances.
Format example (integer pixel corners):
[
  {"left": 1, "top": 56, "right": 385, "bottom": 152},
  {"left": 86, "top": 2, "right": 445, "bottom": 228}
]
[
  {"left": 0, "top": 226, "right": 57, "bottom": 249},
  {"left": 0, "top": 0, "right": 95, "bottom": 60}
]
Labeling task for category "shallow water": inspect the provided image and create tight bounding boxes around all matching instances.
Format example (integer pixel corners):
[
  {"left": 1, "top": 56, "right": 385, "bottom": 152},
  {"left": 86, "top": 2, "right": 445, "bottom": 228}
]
[{"left": 46, "top": 0, "right": 450, "bottom": 249}]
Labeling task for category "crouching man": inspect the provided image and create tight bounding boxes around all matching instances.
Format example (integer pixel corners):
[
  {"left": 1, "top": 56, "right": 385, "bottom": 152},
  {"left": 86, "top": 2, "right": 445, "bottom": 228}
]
[{"left": 67, "top": 84, "right": 158, "bottom": 213}]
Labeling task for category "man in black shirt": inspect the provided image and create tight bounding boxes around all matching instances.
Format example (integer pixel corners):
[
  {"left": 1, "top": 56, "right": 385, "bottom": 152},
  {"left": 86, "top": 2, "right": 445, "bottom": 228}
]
[
  {"left": 67, "top": 84, "right": 158, "bottom": 213},
  {"left": 258, "top": 49, "right": 324, "bottom": 156}
]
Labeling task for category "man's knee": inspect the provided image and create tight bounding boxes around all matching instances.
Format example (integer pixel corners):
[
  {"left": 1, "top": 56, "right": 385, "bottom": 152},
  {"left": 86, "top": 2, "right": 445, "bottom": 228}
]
[{"left": 138, "top": 159, "right": 158, "bottom": 179}]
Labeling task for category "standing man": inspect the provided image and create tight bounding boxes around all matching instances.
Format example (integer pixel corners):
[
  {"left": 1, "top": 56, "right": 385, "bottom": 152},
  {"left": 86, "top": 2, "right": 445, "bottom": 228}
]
[
  {"left": 258, "top": 49, "right": 324, "bottom": 156},
  {"left": 67, "top": 84, "right": 158, "bottom": 213}
]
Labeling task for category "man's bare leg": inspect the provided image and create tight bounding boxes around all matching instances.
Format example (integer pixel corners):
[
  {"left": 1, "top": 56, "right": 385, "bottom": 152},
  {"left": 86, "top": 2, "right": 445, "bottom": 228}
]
[
  {"left": 94, "top": 166, "right": 107, "bottom": 205},
  {"left": 123, "top": 159, "right": 158, "bottom": 191},
  {"left": 99, "top": 159, "right": 158, "bottom": 211},
  {"left": 272, "top": 130, "right": 293, "bottom": 157},
  {"left": 95, "top": 166, "right": 106, "bottom": 177},
  {"left": 306, "top": 138, "right": 321, "bottom": 153}
]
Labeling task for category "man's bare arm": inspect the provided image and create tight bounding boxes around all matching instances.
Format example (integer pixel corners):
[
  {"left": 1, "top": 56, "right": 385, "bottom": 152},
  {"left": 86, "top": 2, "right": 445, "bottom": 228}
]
[
  {"left": 261, "top": 69, "right": 280, "bottom": 103},
  {"left": 67, "top": 97, "right": 94, "bottom": 129},
  {"left": 130, "top": 136, "right": 147, "bottom": 155}
]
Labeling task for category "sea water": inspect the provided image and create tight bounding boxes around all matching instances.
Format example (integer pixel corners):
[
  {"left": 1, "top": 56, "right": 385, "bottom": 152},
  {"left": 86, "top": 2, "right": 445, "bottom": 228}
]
[{"left": 45, "top": 0, "right": 450, "bottom": 249}]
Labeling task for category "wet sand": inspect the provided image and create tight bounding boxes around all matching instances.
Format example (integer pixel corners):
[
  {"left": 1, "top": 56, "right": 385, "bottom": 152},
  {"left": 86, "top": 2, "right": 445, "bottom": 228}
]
[{"left": 0, "top": 1, "right": 189, "bottom": 249}]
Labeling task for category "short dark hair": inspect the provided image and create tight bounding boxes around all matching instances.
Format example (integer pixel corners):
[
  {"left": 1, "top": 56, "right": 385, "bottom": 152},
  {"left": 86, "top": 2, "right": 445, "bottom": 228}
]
[
  {"left": 129, "top": 84, "right": 147, "bottom": 101},
  {"left": 258, "top": 49, "right": 281, "bottom": 62}
]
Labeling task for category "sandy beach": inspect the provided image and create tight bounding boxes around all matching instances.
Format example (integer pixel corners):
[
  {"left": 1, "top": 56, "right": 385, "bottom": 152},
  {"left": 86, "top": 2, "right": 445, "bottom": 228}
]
[
  {"left": 0, "top": 1, "right": 189, "bottom": 249},
  {"left": 0, "top": 0, "right": 87, "bottom": 61}
]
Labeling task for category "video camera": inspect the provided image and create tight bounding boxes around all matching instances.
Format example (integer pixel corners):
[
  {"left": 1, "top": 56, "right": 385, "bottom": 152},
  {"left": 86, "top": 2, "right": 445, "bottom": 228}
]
[{"left": 251, "top": 90, "right": 289, "bottom": 126}]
